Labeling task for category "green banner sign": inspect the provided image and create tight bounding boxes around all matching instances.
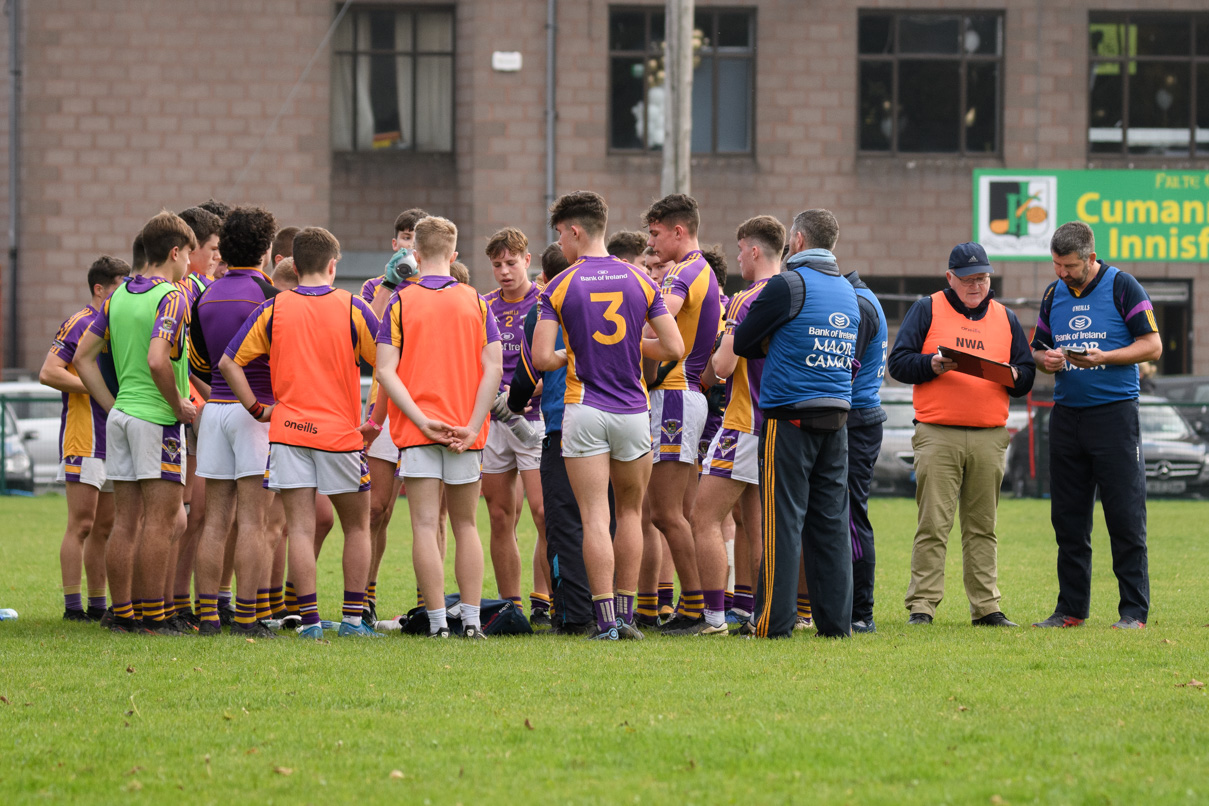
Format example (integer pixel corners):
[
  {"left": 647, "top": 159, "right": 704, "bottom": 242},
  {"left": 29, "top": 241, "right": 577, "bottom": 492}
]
[{"left": 972, "top": 169, "right": 1209, "bottom": 262}]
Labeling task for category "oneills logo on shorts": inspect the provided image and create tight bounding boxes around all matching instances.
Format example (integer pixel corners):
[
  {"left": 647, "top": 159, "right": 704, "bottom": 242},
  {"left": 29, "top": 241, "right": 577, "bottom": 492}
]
[{"left": 285, "top": 420, "right": 318, "bottom": 435}]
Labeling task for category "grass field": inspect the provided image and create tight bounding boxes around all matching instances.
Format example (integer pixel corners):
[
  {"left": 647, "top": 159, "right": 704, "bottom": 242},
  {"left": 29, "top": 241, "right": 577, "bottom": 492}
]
[{"left": 1, "top": 493, "right": 1206, "bottom": 805}]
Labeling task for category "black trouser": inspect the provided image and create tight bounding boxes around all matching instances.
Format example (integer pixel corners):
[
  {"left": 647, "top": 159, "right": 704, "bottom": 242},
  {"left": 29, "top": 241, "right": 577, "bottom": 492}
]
[
  {"left": 1049, "top": 399, "right": 1149, "bottom": 622},
  {"left": 753, "top": 418, "right": 852, "bottom": 638},
  {"left": 847, "top": 421, "right": 882, "bottom": 623},
  {"left": 540, "top": 431, "right": 593, "bottom": 631}
]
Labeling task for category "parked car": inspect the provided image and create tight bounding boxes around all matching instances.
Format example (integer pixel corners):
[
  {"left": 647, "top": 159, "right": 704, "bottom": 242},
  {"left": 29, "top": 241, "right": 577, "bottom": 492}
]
[
  {"left": 1149, "top": 375, "right": 1209, "bottom": 438},
  {"left": 1, "top": 400, "right": 36, "bottom": 493},
  {"left": 0, "top": 381, "right": 60, "bottom": 486},
  {"left": 871, "top": 387, "right": 916, "bottom": 496},
  {"left": 1006, "top": 396, "right": 1209, "bottom": 499}
]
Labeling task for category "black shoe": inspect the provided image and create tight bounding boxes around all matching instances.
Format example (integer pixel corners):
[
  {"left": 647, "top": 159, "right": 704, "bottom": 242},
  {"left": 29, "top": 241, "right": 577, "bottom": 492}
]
[
  {"left": 176, "top": 610, "right": 202, "bottom": 630},
  {"left": 106, "top": 615, "right": 138, "bottom": 634},
  {"left": 165, "top": 614, "right": 199, "bottom": 634},
  {"left": 851, "top": 618, "right": 877, "bottom": 633},
  {"left": 198, "top": 619, "right": 223, "bottom": 636},
  {"left": 736, "top": 620, "right": 756, "bottom": 637},
  {"left": 99, "top": 607, "right": 115, "bottom": 628},
  {"left": 972, "top": 612, "right": 1018, "bottom": 627},
  {"left": 615, "top": 619, "right": 645, "bottom": 640},
  {"left": 218, "top": 604, "right": 236, "bottom": 628},
  {"left": 551, "top": 622, "right": 592, "bottom": 636},
  {"left": 270, "top": 608, "right": 289, "bottom": 621},
  {"left": 86, "top": 607, "right": 107, "bottom": 622},
  {"left": 1032, "top": 612, "right": 1085, "bottom": 628},
  {"left": 231, "top": 621, "right": 276, "bottom": 639},
  {"left": 429, "top": 627, "right": 451, "bottom": 638},
  {"left": 530, "top": 608, "right": 552, "bottom": 630},
  {"left": 138, "top": 619, "right": 184, "bottom": 636},
  {"left": 63, "top": 608, "right": 91, "bottom": 622},
  {"left": 1111, "top": 616, "right": 1146, "bottom": 629},
  {"left": 363, "top": 601, "right": 378, "bottom": 625},
  {"left": 907, "top": 612, "right": 933, "bottom": 625},
  {"left": 462, "top": 625, "right": 487, "bottom": 640},
  {"left": 660, "top": 614, "right": 703, "bottom": 633}
]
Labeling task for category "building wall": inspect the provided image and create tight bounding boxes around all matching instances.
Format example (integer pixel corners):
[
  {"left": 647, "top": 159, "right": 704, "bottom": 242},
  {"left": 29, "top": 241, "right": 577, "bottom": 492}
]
[{"left": 3, "top": 0, "right": 1208, "bottom": 374}]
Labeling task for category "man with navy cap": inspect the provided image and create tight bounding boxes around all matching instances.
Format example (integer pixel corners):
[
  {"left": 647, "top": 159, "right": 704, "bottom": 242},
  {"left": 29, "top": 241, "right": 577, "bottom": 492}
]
[{"left": 887, "top": 242, "right": 1035, "bottom": 627}]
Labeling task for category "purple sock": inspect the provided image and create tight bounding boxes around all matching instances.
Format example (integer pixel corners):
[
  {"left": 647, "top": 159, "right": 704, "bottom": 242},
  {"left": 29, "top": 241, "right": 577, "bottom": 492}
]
[
  {"left": 88, "top": 595, "right": 106, "bottom": 611},
  {"left": 614, "top": 592, "right": 635, "bottom": 625},
  {"left": 297, "top": 593, "right": 320, "bottom": 627},
  {"left": 704, "top": 589, "right": 726, "bottom": 613},
  {"left": 592, "top": 596, "right": 617, "bottom": 635},
  {"left": 64, "top": 593, "right": 83, "bottom": 612},
  {"left": 734, "top": 585, "right": 755, "bottom": 614}
]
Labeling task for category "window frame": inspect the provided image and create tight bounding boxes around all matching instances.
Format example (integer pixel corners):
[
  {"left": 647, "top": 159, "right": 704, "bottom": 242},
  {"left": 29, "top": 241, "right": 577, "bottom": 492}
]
[
  {"left": 606, "top": 5, "right": 757, "bottom": 156},
  {"left": 1087, "top": 11, "right": 1209, "bottom": 159},
  {"left": 856, "top": 9, "right": 1004, "bottom": 157},
  {"left": 331, "top": 4, "right": 456, "bottom": 154}
]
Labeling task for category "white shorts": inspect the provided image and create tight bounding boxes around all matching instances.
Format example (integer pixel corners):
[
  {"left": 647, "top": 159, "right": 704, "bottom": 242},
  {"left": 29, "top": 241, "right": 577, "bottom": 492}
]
[
  {"left": 562, "top": 403, "right": 651, "bottom": 462},
  {"left": 398, "top": 444, "right": 483, "bottom": 485},
  {"left": 195, "top": 402, "right": 270, "bottom": 481},
  {"left": 482, "top": 417, "right": 543, "bottom": 474},
  {"left": 57, "top": 456, "right": 113, "bottom": 493},
  {"left": 701, "top": 427, "right": 760, "bottom": 486},
  {"left": 650, "top": 389, "right": 708, "bottom": 465},
  {"left": 104, "top": 409, "right": 185, "bottom": 484},
  {"left": 366, "top": 413, "right": 401, "bottom": 463},
  {"left": 267, "top": 444, "right": 369, "bottom": 495}
]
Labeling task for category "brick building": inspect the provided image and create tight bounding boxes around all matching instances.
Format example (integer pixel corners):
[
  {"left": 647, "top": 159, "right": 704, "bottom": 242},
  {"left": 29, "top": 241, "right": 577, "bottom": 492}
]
[{"left": 2, "top": 0, "right": 1207, "bottom": 376}]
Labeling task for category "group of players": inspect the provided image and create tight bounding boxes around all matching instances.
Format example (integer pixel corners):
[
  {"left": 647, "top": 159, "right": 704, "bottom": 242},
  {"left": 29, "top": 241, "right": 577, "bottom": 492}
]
[{"left": 42, "top": 189, "right": 878, "bottom": 640}]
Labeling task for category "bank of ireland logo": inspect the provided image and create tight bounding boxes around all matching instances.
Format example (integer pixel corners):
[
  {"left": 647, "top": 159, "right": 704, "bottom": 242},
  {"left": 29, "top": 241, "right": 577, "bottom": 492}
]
[
  {"left": 1069, "top": 315, "right": 1092, "bottom": 331},
  {"left": 501, "top": 331, "right": 515, "bottom": 341},
  {"left": 828, "top": 312, "right": 851, "bottom": 329},
  {"left": 977, "top": 174, "right": 1057, "bottom": 259}
]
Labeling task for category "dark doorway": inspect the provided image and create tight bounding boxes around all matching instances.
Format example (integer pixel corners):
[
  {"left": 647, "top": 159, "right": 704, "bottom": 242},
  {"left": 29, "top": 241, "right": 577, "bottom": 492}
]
[{"left": 1140, "top": 280, "right": 1191, "bottom": 376}]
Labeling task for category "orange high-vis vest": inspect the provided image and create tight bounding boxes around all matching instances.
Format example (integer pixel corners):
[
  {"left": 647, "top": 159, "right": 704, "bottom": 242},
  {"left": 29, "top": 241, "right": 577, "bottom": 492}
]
[
  {"left": 388, "top": 282, "right": 491, "bottom": 451},
  {"left": 914, "top": 291, "right": 1011, "bottom": 428},
  {"left": 268, "top": 289, "right": 364, "bottom": 452}
]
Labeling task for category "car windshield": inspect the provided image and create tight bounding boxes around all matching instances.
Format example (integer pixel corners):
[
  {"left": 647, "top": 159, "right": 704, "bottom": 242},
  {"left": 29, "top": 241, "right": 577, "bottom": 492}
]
[
  {"left": 1140, "top": 405, "right": 1191, "bottom": 440},
  {"left": 882, "top": 401, "right": 916, "bottom": 429},
  {"left": 5, "top": 395, "right": 59, "bottom": 419}
]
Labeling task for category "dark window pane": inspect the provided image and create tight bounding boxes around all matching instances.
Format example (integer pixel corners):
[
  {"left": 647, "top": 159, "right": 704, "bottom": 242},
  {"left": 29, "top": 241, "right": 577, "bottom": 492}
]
[
  {"left": 966, "top": 62, "right": 997, "bottom": 153},
  {"left": 691, "top": 56, "right": 714, "bottom": 153},
  {"left": 899, "top": 15, "right": 960, "bottom": 54},
  {"left": 716, "top": 58, "right": 751, "bottom": 152},
  {"left": 1198, "top": 64, "right": 1209, "bottom": 154},
  {"left": 1128, "top": 62, "right": 1190, "bottom": 155},
  {"left": 717, "top": 13, "right": 751, "bottom": 49},
  {"left": 858, "top": 61, "right": 893, "bottom": 151},
  {"left": 368, "top": 53, "right": 401, "bottom": 144},
  {"left": 649, "top": 12, "right": 665, "bottom": 47},
  {"left": 694, "top": 10, "right": 713, "bottom": 50},
  {"left": 369, "top": 10, "right": 395, "bottom": 50},
  {"left": 611, "top": 11, "right": 646, "bottom": 51},
  {"left": 898, "top": 61, "right": 960, "bottom": 151},
  {"left": 859, "top": 15, "right": 893, "bottom": 55},
  {"left": 964, "top": 15, "right": 1001, "bottom": 56},
  {"left": 1134, "top": 16, "right": 1190, "bottom": 57},
  {"left": 611, "top": 57, "right": 646, "bottom": 149},
  {"left": 1089, "top": 22, "right": 1130, "bottom": 59},
  {"left": 1198, "top": 21, "right": 1209, "bottom": 56},
  {"left": 1088, "top": 66, "right": 1124, "bottom": 153}
]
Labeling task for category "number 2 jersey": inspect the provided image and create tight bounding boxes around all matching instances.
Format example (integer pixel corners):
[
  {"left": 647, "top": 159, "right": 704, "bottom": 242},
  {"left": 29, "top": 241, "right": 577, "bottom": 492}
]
[
  {"left": 538, "top": 255, "right": 669, "bottom": 415},
  {"left": 484, "top": 283, "right": 541, "bottom": 421}
]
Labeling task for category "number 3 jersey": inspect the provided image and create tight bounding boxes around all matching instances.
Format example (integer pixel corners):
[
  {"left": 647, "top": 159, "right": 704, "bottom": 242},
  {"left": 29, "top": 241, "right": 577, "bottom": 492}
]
[
  {"left": 538, "top": 255, "right": 670, "bottom": 415},
  {"left": 484, "top": 283, "right": 542, "bottom": 421}
]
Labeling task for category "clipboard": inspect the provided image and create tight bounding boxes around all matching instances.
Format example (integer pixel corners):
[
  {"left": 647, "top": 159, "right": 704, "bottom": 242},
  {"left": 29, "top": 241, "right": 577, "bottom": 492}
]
[{"left": 937, "top": 345, "right": 1015, "bottom": 386}]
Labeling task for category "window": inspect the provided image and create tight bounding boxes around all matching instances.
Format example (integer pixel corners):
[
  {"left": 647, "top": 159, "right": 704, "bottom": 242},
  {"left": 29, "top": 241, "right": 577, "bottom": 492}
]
[
  {"left": 858, "top": 12, "right": 1002, "bottom": 155},
  {"left": 863, "top": 275, "right": 1004, "bottom": 325},
  {"left": 1088, "top": 13, "right": 1209, "bottom": 157},
  {"left": 331, "top": 7, "right": 453, "bottom": 152},
  {"left": 609, "top": 7, "right": 755, "bottom": 153}
]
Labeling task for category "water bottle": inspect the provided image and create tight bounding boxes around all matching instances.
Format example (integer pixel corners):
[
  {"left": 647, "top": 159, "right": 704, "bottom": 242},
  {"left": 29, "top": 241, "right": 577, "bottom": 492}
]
[
  {"left": 375, "top": 618, "right": 403, "bottom": 632},
  {"left": 505, "top": 413, "right": 540, "bottom": 446},
  {"left": 0, "top": 608, "right": 18, "bottom": 621}
]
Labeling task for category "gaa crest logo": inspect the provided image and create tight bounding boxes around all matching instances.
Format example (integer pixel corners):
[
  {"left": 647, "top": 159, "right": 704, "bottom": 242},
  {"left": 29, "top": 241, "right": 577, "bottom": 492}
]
[
  {"left": 976, "top": 173, "right": 1058, "bottom": 259},
  {"left": 661, "top": 419, "right": 682, "bottom": 440},
  {"left": 719, "top": 434, "right": 737, "bottom": 452},
  {"left": 162, "top": 438, "right": 181, "bottom": 462}
]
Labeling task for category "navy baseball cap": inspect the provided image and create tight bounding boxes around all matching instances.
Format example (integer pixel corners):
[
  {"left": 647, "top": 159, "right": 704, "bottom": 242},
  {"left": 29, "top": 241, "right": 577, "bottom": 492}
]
[{"left": 948, "top": 242, "right": 994, "bottom": 277}]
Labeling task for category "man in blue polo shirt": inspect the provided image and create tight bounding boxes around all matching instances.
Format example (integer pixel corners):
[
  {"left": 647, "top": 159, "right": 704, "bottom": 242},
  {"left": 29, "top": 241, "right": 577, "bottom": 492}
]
[{"left": 1031, "top": 221, "right": 1161, "bottom": 630}]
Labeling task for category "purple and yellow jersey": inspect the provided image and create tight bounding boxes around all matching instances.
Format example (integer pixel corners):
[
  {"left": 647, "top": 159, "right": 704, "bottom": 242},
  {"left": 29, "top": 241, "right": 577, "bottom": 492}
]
[
  {"left": 176, "top": 273, "right": 212, "bottom": 317},
  {"left": 720, "top": 278, "right": 769, "bottom": 435},
  {"left": 189, "top": 267, "right": 279, "bottom": 404},
  {"left": 656, "top": 250, "right": 722, "bottom": 391},
  {"left": 49, "top": 306, "right": 108, "bottom": 460},
  {"left": 360, "top": 276, "right": 384, "bottom": 304},
  {"left": 538, "top": 255, "right": 669, "bottom": 415},
  {"left": 484, "top": 283, "right": 542, "bottom": 421}
]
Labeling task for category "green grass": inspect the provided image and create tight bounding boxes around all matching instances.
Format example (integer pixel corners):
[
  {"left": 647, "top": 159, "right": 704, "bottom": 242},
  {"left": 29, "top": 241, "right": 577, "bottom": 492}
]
[{"left": 1, "top": 494, "right": 1207, "bottom": 804}]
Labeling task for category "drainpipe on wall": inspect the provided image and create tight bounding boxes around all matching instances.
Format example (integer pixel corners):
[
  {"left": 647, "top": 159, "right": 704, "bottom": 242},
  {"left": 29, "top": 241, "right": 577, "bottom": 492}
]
[
  {"left": 545, "top": 0, "right": 556, "bottom": 243},
  {"left": 5, "top": 0, "right": 21, "bottom": 371}
]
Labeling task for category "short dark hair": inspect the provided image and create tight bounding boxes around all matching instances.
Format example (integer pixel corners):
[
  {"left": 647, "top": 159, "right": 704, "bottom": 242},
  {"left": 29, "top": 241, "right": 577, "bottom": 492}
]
[
  {"left": 87, "top": 255, "right": 131, "bottom": 293},
  {"left": 140, "top": 211, "right": 198, "bottom": 265},
  {"left": 293, "top": 227, "right": 341, "bottom": 275},
  {"left": 642, "top": 194, "right": 700, "bottom": 236},
  {"left": 548, "top": 190, "right": 608, "bottom": 237},
  {"left": 701, "top": 245, "right": 728, "bottom": 287},
  {"left": 790, "top": 209, "right": 839, "bottom": 251},
  {"left": 606, "top": 230, "right": 648, "bottom": 262},
  {"left": 131, "top": 233, "right": 146, "bottom": 272},
  {"left": 1051, "top": 221, "right": 1095, "bottom": 260},
  {"left": 272, "top": 226, "right": 300, "bottom": 261},
  {"left": 736, "top": 215, "right": 786, "bottom": 260},
  {"left": 541, "top": 242, "right": 569, "bottom": 278},
  {"left": 393, "top": 208, "right": 429, "bottom": 236},
  {"left": 178, "top": 207, "right": 223, "bottom": 247},
  {"left": 197, "top": 198, "right": 231, "bottom": 221},
  {"left": 218, "top": 206, "right": 277, "bottom": 269}
]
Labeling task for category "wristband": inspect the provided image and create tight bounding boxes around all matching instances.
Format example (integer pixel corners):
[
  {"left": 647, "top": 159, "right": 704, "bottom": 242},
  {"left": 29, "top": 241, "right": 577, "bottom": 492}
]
[
  {"left": 247, "top": 401, "right": 264, "bottom": 419},
  {"left": 363, "top": 419, "right": 383, "bottom": 432},
  {"left": 381, "top": 279, "right": 398, "bottom": 291}
]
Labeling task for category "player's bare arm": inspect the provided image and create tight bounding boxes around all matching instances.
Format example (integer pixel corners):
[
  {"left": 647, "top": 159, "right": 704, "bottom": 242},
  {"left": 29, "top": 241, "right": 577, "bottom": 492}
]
[{"left": 39, "top": 352, "right": 89, "bottom": 395}]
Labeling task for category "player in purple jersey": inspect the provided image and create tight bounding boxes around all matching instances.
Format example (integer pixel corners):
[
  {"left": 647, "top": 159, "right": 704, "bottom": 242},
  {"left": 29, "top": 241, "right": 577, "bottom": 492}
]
[
  {"left": 533, "top": 191, "right": 683, "bottom": 641},
  {"left": 39, "top": 256, "right": 130, "bottom": 622},
  {"left": 481, "top": 227, "right": 552, "bottom": 625},
  {"left": 188, "top": 207, "right": 281, "bottom": 637}
]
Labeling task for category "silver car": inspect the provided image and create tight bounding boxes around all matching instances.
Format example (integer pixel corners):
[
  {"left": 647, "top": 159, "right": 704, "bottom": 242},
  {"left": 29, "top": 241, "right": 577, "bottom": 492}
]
[
  {"left": 871, "top": 387, "right": 917, "bottom": 496},
  {"left": 0, "top": 381, "right": 60, "bottom": 487}
]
